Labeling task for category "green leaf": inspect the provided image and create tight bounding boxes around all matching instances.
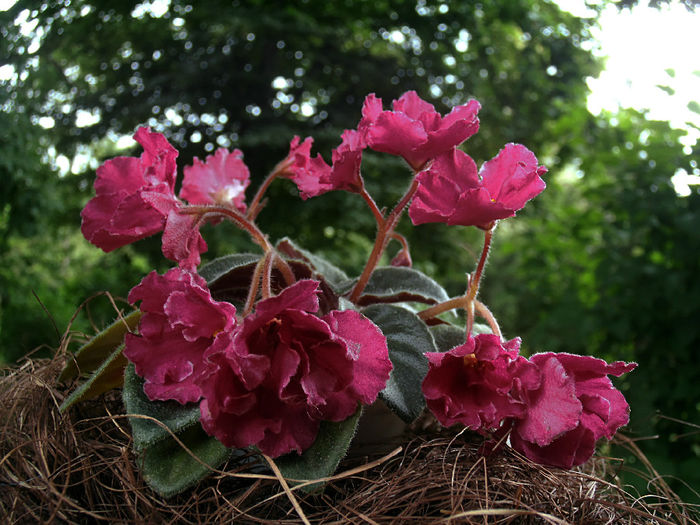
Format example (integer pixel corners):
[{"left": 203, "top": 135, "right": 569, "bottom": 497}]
[
  {"left": 122, "top": 364, "right": 201, "bottom": 451},
  {"left": 356, "top": 266, "right": 450, "bottom": 307},
  {"left": 138, "top": 423, "right": 232, "bottom": 498},
  {"left": 123, "top": 364, "right": 233, "bottom": 497},
  {"left": 199, "top": 254, "right": 260, "bottom": 306},
  {"left": 198, "top": 253, "right": 261, "bottom": 284},
  {"left": 58, "top": 310, "right": 141, "bottom": 382},
  {"left": 429, "top": 324, "right": 466, "bottom": 353},
  {"left": 276, "top": 237, "right": 349, "bottom": 290},
  {"left": 275, "top": 407, "right": 362, "bottom": 493},
  {"left": 428, "top": 322, "right": 493, "bottom": 353},
  {"left": 362, "top": 304, "right": 434, "bottom": 422},
  {"left": 59, "top": 343, "right": 127, "bottom": 412},
  {"left": 472, "top": 323, "right": 493, "bottom": 335},
  {"left": 687, "top": 100, "right": 700, "bottom": 115}
]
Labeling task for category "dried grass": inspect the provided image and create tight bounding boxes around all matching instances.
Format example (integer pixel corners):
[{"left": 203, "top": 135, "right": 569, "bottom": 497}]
[{"left": 2, "top": 354, "right": 698, "bottom": 524}]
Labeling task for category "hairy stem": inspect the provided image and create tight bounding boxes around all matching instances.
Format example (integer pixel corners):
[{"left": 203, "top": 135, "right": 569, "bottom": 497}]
[
  {"left": 474, "top": 300, "right": 502, "bottom": 338},
  {"left": 348, "top": 178, "right": 420, "bottom": 303},
  {"left": 417, "top": 294, "right": 468, "bottom": 321},
  {"left": 247, "top": 159, "right": 289, "bottom": 221},
  {"left": 465, "top": 226, "right": 494, "bottom": 334},
  {"left": 360, "top": 186, "right": 385, "bottom": 227},
  {"left": 183, "top": 204, "right": 273, "bottom": 252},
  {"left": 243, "top": 257, "right": 267, "bottom": 316}
]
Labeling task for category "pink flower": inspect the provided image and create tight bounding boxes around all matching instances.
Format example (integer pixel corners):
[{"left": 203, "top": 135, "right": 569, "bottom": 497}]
[
  {"left": 283, "top": 136, "right": 333, "bottom": 199},
  {"left": 198, "top": 279, "right": 392, "bottom": 457},
  {"left": 283, "top": 133, "right": 365, "bottom": 199},
  {"left": 422, "top": 334, "right": 539, "bottom": 431},
  {"left": 81, "top": 127, "right": 179, "bottom": 251},
  {"left": 180, "top": 148, "right": 250, "bottom": 212},
  {"left": 409, "top": 144, "right": 547, "bottom": 230},
  {"left": 509, "top": 353, "right": 636, "bottom": 468},
  {"left": 326, "top": 129, "right": 365, "bottom": 193},
  {"left": 124, "top": 268, "right": 237, "bottom": 404},
  {"left": 360, "top": 91, "right": 480, "bottom": 170}
]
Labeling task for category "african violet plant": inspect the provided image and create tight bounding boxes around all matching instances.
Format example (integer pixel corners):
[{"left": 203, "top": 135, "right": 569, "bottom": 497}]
[{"left": 60, "top": 91, "right": 636, "bottom": 497}]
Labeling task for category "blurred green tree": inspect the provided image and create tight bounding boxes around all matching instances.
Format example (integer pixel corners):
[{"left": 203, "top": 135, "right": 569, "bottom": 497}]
[{"left": 0, "top": 0, "right": 598, "bottom": 360}]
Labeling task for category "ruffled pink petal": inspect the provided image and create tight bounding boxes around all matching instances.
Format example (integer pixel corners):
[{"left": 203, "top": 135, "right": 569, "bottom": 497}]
[
  {"left": 480, "top": 143, "right": 546, "bottom": 211},
  {"left": 248, "top": 279, "right": 321, "bottom": 328},
  {"left": 415, "top": 102, "right": 481, "bottom": 162},
  {"left": 180, "top": 148, "right": 250, "bottom": 211},
  {"left": 451, "top": 186, "right": 515, "bottom": 227},
  {"left": 359, "top": 93, "right": 383, "bottom": 136},
  {"left": 165, "top": 286, "right": 236, "bottom": 342},
  {"left": 93, "top": 157, "right": 144, "bottom": 194},
  {"left": 125, "top": 268, "right": 235, "bottom": 404},
  {"left": 323, "top": 310, "right": 392, "bottom": 408},
  {"left": 392, "top": 90, "right": 437, "bottom": 120},
  {"left": 284, "top": 136, "right": 334, "bottom": 199},
  {"left": 325, "top": 129, "right": 365, "bottom": 193},
  {"left": 133, "top": 127, "right": 178, "bottom": 189},
  {"left": 515, "top": 356, "right": 582, "bottom": 447},
  {"left": 125, "top": 330, "right": 209, "bottom": 404},
  {"left": 511, "top": 422, "right": 596, "bottom": 469},
  {"left": 423, "top": 335, "right": 532, "bottom": 430},
  {"left": 409, "top": 149, "right": 478, "bottom": 225},
  {"left": 367, "top": 111, "right": 429, "bottom": 169},
  {"left": 256, "top": 406, "right": 321, "bottom": 457},
  {"left": 161, "top": 209, "right": 208, "bottom": 270}
]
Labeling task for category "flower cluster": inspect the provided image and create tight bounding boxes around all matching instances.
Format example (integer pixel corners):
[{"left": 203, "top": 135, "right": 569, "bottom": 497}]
[
  {"left": 422, "top": 335, "right": 636, "bottom": 468},
  {"left": 80, "top": 90, "right": 635, "bottom": 471}
]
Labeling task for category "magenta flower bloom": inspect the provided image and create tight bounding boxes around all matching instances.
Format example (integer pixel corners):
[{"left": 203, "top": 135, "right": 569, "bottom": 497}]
[
  {"left": 409, "top": 144, "right": 547, "bottom": 230},
  {"left": 422, "top": 334, "right": 539, "bottom": 431},
  {"left": 198, "top": 279, "right": 392, "bottom": 457},
  {"left": 81, "top": 127, "right": 179, "bottom": 251},
  {"left": 283, "top": 132, "right": 365, "bottom": 199},
  {"left": 510, "top": 353, "right": 637, "bottom": 468},
  {"left": 124, "top": 268, "right": 237, "bottom": 404},
  {"left": 361, "top": 91, "right": 480, "bottom": 170},
  {"left": 326, "top": 129, "right": 365, "bottom": 194},
  {"left": 282, "top": 136, "right": 332, "bottom": 199},
  {"left": 180, "top": 148, "right": 250, "bottom": 212}
]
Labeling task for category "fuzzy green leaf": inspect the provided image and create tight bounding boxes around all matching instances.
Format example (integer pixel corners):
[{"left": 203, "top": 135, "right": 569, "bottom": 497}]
[
  {"left": 472, "top": 323, "right": 493, "bottom": 335},
  {"left": 122, "top": 364, "right": 201, "bottom": 451},
  {"left": 429, "top": 324, "right": 466, "bottom": 353},
  {"left": 198, "top": 253, "right": 261, "bottom": 284},
  {"left": 138, "top": 423, "right": 232, "bottom": 498},
  {"left": 59, "top": 343, "right": 128, "bottom": 412},
  {"left": 356, "top": 266, "right": 450, "bottom": 306},
  {"left": 362, "top": 304, "right": 434, "bottom": 422},
  {"left": 429, "top": 323, "right": 492, "bottom": 353},
  {"left": 275, "top": 407, "right": 362, "bottom": 493},
  {"left": 59, "top": 310, "right": 141, "bottom": 382},
  {"left": 276, "top": 237, "right": 349, "bottom": 290}
]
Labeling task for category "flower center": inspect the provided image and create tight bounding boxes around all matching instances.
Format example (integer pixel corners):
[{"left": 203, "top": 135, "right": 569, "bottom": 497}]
[{"left": 212, "top": 181, "right": 245, "bottom": 205}]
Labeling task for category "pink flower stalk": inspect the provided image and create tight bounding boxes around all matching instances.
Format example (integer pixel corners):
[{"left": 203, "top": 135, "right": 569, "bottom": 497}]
[
  {"left": 509, "top": 353, "right": 636, "bottom": 469},
  {"left": 180, "top": 148, "right": 251, "bottom": 212},
  {"left": 422, "top": 334, "right": 539, "bottom": 431},
  {"left": 198, "top": 279, "right": 392, "bottom": 457},
  {"left": 283, "top": 133, "right": 365, "bottom": 199},
  {"left": 81, "top": 127, "right": 179, "bottom": 251},
  {"left": 360, "top": 91, "right": 480, "bottom": 170},
  {"left": 124, "top": 268, "right": 237, "bottom": 404},
  {"left": 409, "top": 144, "right": 547, "bottom": 230}
]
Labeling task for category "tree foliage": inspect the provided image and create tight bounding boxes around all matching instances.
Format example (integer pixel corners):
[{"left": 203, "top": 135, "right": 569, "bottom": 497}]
[{"left": 0, "top": 0, "right": 598, "bottom": 358}]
